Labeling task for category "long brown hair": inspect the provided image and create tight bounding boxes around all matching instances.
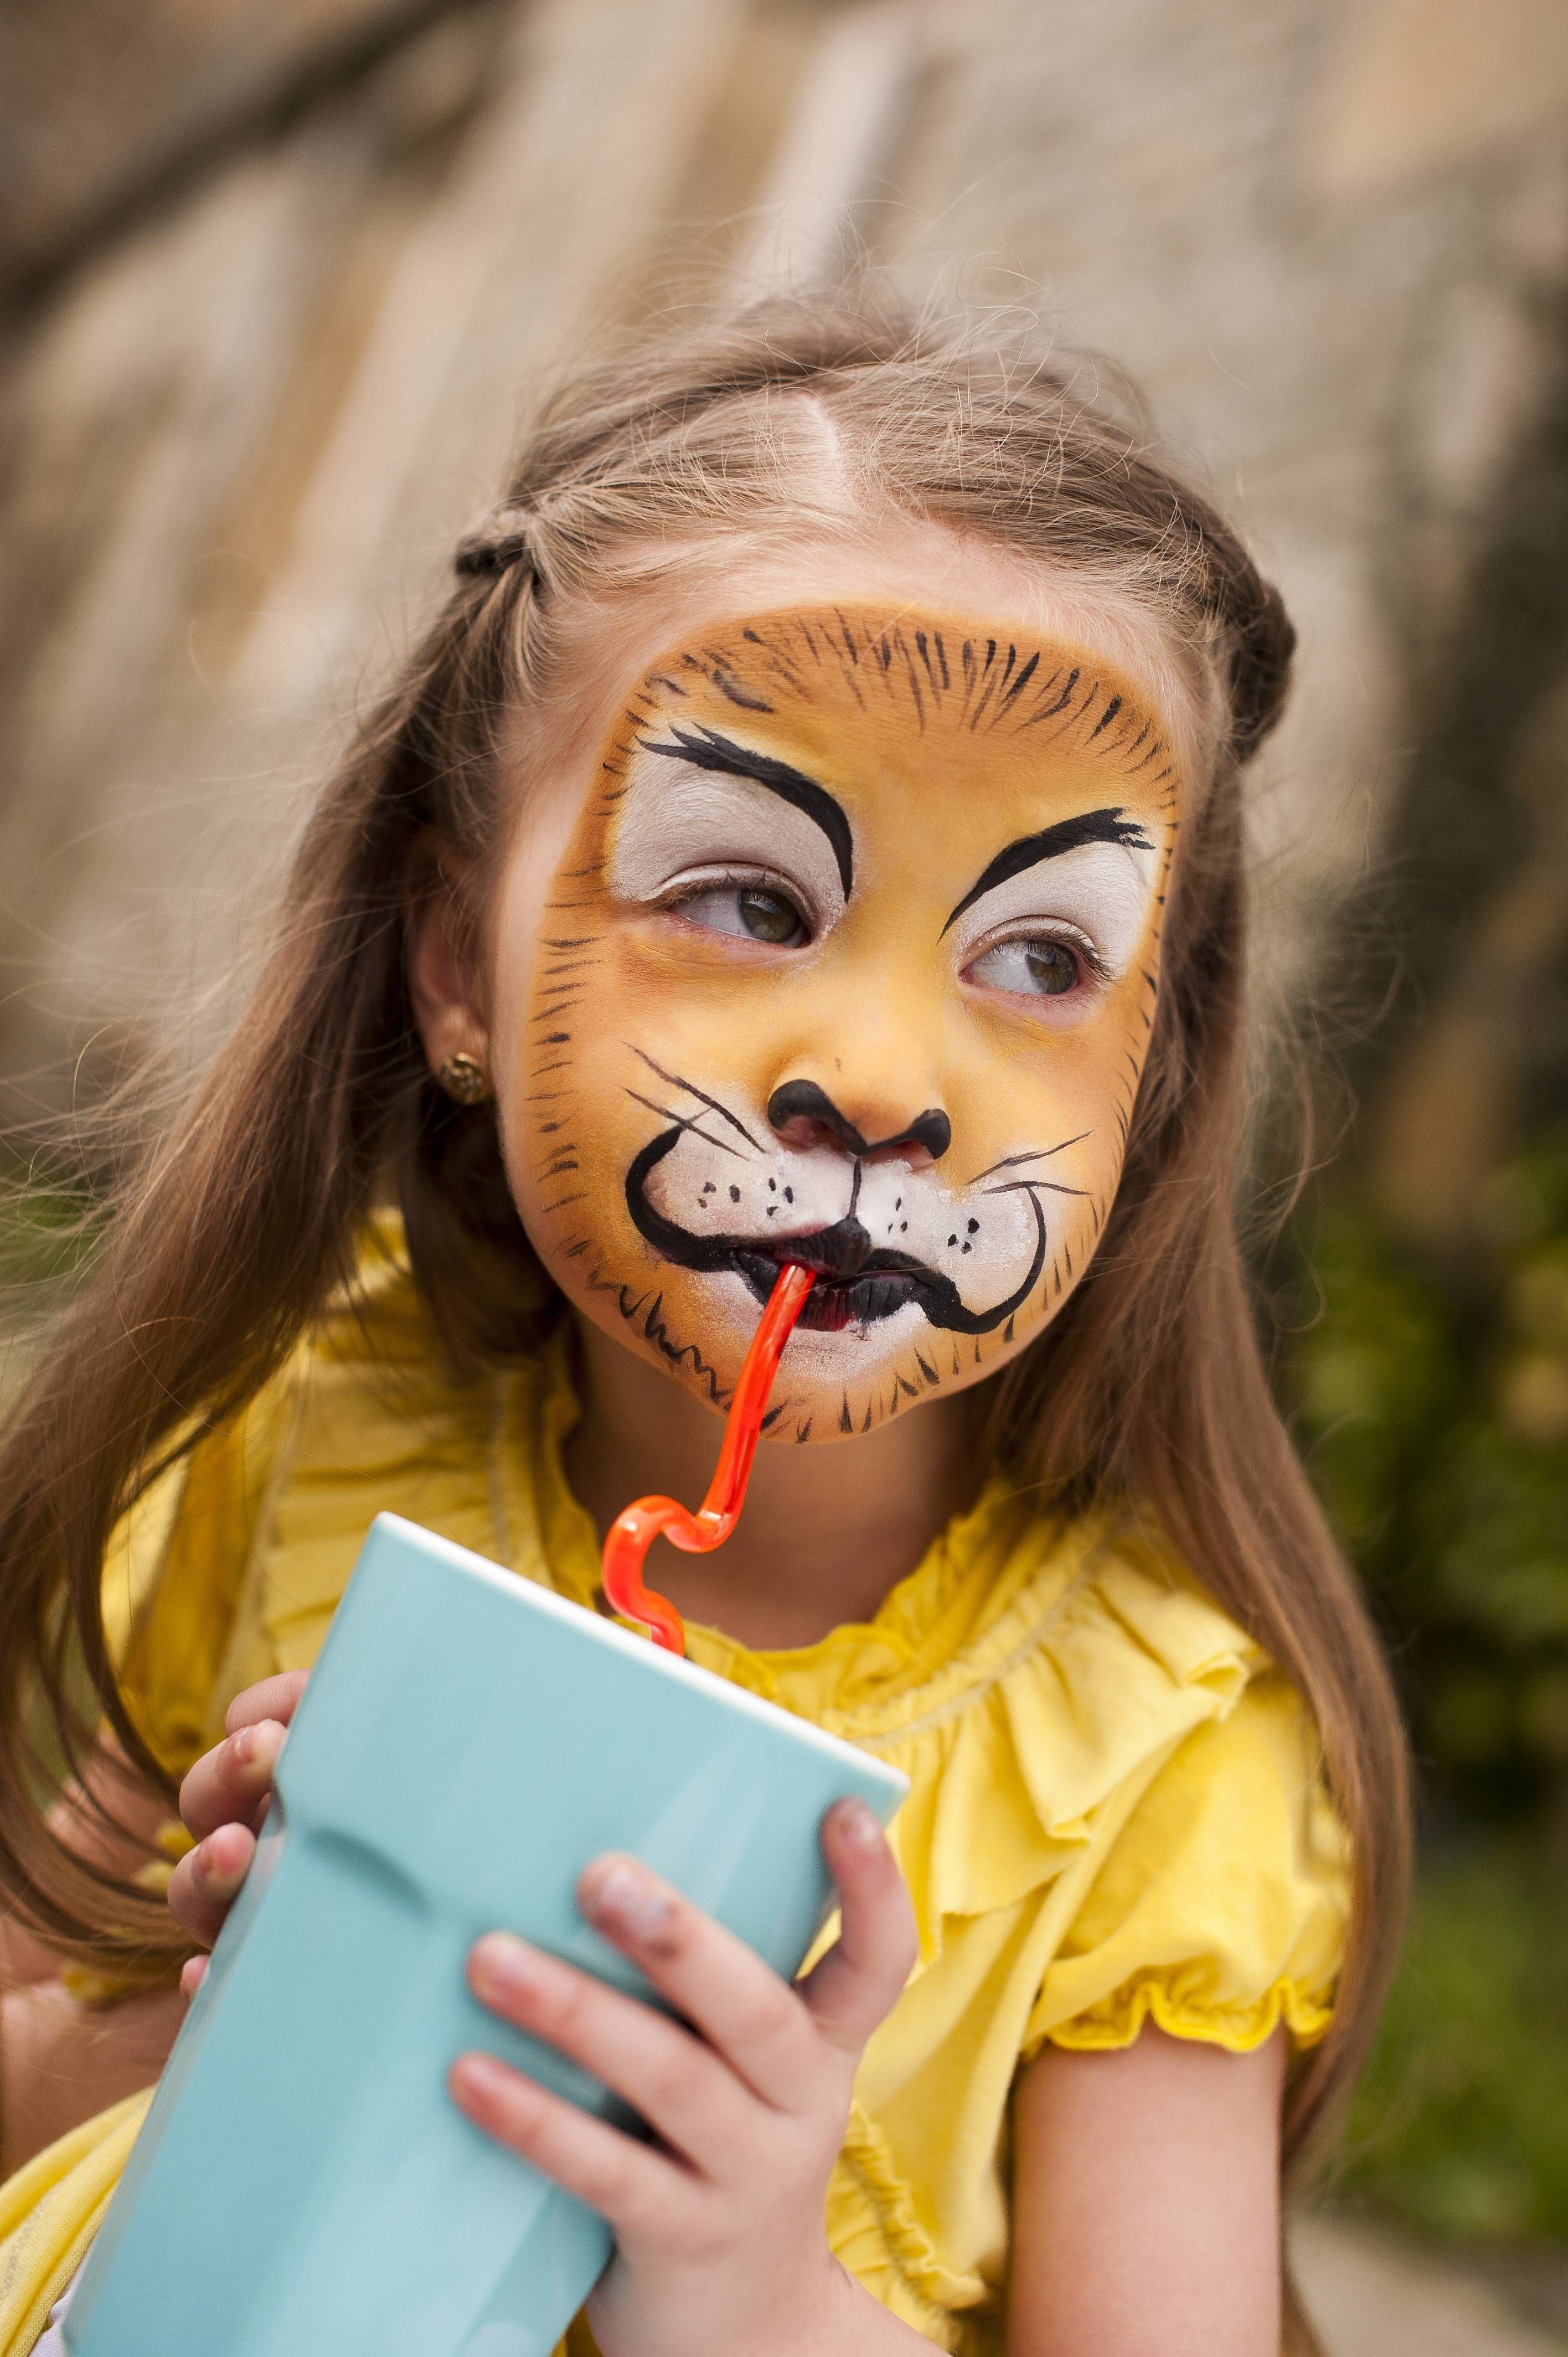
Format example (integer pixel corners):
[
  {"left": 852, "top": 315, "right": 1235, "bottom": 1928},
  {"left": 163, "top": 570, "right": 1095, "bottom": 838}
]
[{"left": 0, "top": 287, "right": 1407, "bottom": 2247}]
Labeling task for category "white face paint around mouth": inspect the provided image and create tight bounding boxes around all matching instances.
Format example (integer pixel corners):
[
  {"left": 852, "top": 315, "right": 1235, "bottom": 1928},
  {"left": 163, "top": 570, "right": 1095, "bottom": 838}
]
[
  {"left": 642, "top": 1129, "right": 1038, "bottom": 1275},
  {"left": 631, "top": 1084, "right": 1063, "bottom": 1347}
]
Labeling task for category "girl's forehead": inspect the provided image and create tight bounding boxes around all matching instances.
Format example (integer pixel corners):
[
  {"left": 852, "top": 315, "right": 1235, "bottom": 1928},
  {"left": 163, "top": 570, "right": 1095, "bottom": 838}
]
[{"left": 602, "top": 603, "right": 1182, "bottom": 825}]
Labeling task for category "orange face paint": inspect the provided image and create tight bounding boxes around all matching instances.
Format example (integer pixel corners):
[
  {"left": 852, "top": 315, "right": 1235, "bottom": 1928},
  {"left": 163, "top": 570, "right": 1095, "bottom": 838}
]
[
  {"left": 600, "top": 1263, "right": 815, "bottom": 1653},
  {"left": 514, "top": 603, "right": 1180, "bottom": 1444}
]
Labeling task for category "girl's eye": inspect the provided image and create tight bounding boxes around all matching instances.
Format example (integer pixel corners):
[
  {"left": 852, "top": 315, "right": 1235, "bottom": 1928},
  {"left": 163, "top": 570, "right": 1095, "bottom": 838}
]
[
  {"left": 677, "top": 884, "right": 808, "bottom": 946},
  {"left": 966, "top": 936, "right": 1082, "bottom": 997}
]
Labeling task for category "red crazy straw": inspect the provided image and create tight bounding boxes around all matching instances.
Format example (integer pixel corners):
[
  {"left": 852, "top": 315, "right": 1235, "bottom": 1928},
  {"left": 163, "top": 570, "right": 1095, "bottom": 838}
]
[{"left": 599, "top": 1262, "right": 817, "bottom": 1655}]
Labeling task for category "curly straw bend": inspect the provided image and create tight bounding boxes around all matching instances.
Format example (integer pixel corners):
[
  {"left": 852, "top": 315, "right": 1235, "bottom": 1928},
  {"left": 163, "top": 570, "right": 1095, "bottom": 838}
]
[{"left": 599, "top": 1264, "right": 816, "bottom": 1654}]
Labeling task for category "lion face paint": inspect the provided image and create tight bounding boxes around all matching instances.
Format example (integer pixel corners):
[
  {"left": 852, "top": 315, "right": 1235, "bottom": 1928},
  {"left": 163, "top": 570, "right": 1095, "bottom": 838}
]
[{"left": 510, "top": 604, "right": 1179, "bottom": 1439}]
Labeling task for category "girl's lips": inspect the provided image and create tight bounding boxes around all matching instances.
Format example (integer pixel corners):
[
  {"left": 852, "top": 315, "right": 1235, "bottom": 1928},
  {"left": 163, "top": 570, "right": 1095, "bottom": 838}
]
[{"left": 733, "top": 1246, "right": 922, "bottom": 1331}]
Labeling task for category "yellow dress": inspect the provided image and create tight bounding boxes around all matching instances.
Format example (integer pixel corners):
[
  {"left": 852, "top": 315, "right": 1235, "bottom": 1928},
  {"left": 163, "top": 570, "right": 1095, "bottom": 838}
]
[{"left": 2, "top": 1223, "right": 1347, "bottom": 2355}]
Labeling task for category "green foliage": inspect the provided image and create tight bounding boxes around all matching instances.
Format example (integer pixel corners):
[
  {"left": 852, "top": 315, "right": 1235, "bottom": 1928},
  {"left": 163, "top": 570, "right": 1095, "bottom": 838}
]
[
  {"left": 1340, "top": 1839, "right": 1568, "bottom": 2242},
  {"left": 1288, "top": 1125, "right": 1568, "bottom": 1822},
  {"left": 1285, "top": 1129, "right": 1568, "bottom": 2243}
]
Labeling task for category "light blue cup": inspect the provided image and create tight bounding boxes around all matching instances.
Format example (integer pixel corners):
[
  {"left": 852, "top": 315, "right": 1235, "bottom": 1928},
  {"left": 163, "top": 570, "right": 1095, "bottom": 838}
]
[{"left": 66, "top": 1513, "right": 907, "bottom": 2357}]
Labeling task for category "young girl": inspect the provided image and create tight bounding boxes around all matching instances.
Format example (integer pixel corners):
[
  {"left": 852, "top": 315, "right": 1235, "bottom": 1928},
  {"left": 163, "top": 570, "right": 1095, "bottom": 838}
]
[{"left": 0, "top": 291, "right": 1408, "bottom": 2357}]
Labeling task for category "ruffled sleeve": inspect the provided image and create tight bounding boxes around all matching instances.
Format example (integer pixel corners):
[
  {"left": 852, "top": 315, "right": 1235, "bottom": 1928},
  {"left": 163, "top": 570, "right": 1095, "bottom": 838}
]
[
  {"left": 1024, "top": 1663, "right": 1348, "bottom": 2057},
  {"left": 807, "top": 1513, "right": 1350, "bottom": 2345}
]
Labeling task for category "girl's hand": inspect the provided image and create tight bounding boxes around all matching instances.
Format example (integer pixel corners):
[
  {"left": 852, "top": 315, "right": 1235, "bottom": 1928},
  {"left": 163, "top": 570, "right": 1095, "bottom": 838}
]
[
  {"left": 450, "top": 1798, "right": 923, "bottom": 2357},
  {"left": 166, "top": 1670, "right": 309, "bottom": 1997}
]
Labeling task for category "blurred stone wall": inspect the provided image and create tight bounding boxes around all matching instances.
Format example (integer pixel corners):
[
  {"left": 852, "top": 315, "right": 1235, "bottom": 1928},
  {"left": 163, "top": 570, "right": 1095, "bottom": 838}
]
[{"left": 2, "top": 0, "right": 1566, "bottom": 1239}]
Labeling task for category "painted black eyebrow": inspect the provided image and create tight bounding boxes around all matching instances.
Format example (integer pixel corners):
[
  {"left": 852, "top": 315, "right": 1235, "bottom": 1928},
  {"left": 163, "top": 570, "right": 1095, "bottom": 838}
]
[
  {"left": 637, "top": 722, "right": 854, "bottom": 899},
  {"left": 940, "top": 805, "right": 1155, "bottom": 936}
]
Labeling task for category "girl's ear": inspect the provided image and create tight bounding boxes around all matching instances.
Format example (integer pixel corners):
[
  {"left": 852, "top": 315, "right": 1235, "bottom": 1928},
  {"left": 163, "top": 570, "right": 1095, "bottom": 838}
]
[{"left": 408, "top": 856, "right": 489, "bottom": 1079}]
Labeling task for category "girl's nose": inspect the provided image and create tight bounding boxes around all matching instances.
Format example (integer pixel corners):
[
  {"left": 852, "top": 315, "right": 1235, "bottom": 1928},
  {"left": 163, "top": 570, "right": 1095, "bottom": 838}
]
[{"left": 766, "top": 1079, "right": 951, "bottom": 1166}]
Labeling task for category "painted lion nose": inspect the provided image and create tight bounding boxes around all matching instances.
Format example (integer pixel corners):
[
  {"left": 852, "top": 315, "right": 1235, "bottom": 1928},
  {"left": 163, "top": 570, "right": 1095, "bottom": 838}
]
[{"left": 766, "top": 1079, "right": 952, "bottom": 1163}]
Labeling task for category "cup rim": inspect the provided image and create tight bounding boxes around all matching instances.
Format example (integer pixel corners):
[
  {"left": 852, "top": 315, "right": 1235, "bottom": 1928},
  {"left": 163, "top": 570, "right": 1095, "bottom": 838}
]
[{"left": 363, "top": 1512, "right": 909, "bottom": 1805}]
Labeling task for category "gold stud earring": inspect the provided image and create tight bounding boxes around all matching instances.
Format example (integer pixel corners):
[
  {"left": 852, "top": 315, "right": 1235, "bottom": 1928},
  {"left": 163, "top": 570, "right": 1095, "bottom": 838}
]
[{"left": 436, "top": 1052, "right": 492, "bottom": 1106}]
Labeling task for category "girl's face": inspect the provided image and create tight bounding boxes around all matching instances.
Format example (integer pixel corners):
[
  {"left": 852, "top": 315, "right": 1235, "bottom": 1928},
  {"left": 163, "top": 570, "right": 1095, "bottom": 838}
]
[{"left": 470, "top": 545, "right": 1189, "bottom": 1441}]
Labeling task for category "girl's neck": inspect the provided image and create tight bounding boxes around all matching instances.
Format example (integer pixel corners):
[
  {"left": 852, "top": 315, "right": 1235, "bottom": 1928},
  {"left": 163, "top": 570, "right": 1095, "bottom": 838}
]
[{"left": 561, "top": 1313, "right": 979, "bottom": 1652}]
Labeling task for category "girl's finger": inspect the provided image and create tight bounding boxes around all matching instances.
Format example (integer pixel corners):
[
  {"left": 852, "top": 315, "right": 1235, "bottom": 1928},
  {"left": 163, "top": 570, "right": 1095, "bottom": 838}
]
[
  {"left": 224, "top": 1669, "right": 309, "bottom": 1736},
  {"left": 166, "top": 1820, "right": 256, "bottom": 1946},
  {"left": 466, "top": 1932, "right": 755, "bottom": 2175},
  {"left": 448, "top": 2050, "right": 685, "bottom": 2241},
  {"left": 575, "top": 1856, "right": 823, "bottom": 2113},
  {"left": 178, "top": 1719, "right": 286, "bottom": 1841},
  {"left": 796, "top": 1801, "right": 917, "bottom": 2057}
]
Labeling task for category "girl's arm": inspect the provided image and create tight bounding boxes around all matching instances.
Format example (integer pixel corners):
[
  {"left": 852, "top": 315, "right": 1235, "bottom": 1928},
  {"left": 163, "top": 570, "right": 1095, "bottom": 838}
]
[
  {"left": 3, "top": 1690, "right": 304, "bottom": 2171},
  {"left": 1, "top": 1978, "right": 185, "bottom": 2174},
  {"left": 1007, "top": 2028, "right": 1287, "bottom": 2357},
  {"left": 1, "top": 1742, "right": 186, "bottom": 2173}
]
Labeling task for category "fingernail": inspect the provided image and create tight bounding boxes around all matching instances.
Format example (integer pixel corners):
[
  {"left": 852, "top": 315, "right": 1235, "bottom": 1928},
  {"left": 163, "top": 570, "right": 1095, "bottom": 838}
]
[
  {"left": 471, "top": 1931, "right": 539, "bottom": 1999},
  {"left": 581, "top": 1859, "right": 675, "bottom": 1945},
  {"left": 198, "top": 1834, "right": 240, "bottom": 1890},
  {"left": 833, "top": 1799, "right": 883, "bottom": 1851},
  {"left": 451, "top": 2052, "right": 509, "bottom": 2109},
  {"left": 231, "top": 1722, "right": 277, "bottom": 1769}
]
